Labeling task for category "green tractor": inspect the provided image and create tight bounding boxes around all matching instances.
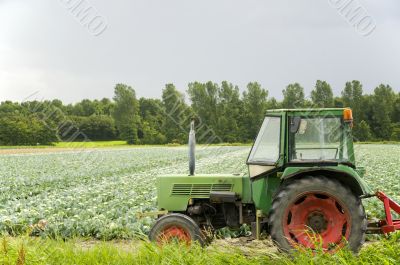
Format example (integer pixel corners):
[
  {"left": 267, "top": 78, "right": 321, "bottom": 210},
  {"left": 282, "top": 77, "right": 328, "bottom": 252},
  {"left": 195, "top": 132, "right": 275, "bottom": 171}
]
[{"left": 148, "top": 108, "right": 400, "bottom": 252}]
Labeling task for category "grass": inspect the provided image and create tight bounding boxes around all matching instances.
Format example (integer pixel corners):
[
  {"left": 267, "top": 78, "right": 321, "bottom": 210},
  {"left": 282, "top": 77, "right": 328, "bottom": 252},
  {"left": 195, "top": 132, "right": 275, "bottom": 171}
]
[
  {"left": 54, "top": 141, "right": 129, "bottom": 148},
  {"left": 0, "top": 234, "right": 399, "bottom": 265}
]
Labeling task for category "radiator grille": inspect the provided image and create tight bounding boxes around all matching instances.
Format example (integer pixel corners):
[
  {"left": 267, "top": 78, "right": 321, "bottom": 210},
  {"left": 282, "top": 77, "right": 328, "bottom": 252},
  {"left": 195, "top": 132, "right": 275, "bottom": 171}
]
[{"left": 171, "top": 183, "right": 233, "bottom": 196}]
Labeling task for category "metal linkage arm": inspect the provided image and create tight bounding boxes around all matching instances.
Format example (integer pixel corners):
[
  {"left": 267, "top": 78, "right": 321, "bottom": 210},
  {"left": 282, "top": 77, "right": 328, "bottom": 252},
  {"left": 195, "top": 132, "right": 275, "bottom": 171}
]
[{"left": 376, "top": 191, "right": 400, "bottom": 234}]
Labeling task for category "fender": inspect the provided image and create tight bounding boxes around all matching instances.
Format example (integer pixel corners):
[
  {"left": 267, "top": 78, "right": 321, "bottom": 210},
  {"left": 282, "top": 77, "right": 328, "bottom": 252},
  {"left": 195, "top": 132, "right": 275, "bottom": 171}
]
[{"left": 281, "top": 164, "right": 373, "bottom": 196}]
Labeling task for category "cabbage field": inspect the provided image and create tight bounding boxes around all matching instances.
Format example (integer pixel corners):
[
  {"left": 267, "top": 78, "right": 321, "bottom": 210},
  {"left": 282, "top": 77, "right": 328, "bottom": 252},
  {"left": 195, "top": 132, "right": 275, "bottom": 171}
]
[{"left": 0, "top": 144, "right": 398, "bottom": 240}]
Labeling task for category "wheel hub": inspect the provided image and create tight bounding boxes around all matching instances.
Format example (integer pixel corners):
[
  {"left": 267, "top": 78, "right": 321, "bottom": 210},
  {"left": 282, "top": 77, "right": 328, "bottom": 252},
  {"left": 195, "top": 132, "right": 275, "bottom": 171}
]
[
  {"left": 307, "top": 211, "right": 328, "bottom": 233},
  {"left": 283, "top": 192, "right": 351, "bottom": 250}
]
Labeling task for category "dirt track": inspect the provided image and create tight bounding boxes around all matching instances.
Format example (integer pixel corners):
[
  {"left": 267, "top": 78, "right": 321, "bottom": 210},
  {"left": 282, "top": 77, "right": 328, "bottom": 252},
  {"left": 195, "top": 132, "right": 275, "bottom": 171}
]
[
  {"left": 211, "top": 238, "right": 279, "bottom": 257},
  {"left": 75, "top": 237, "right": 279, "bottom": 256}
]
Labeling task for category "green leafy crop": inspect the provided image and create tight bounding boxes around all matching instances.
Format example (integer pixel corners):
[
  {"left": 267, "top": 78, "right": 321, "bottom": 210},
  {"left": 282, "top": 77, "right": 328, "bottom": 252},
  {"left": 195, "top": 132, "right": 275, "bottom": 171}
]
[{"left": 0, "top": 144, "right": 398, "bottom": 240}]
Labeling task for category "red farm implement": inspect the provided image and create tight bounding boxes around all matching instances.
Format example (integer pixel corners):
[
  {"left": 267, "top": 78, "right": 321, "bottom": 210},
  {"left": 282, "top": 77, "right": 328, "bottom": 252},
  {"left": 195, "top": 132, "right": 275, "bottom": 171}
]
[{"left": 366, "top": 192, "right": 400, "bottom": 234}]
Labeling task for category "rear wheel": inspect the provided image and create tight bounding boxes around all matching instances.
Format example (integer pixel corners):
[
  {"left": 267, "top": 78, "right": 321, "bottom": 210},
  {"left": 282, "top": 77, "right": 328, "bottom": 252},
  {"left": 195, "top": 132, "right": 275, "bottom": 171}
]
[
  {"left": 149, "top": 213, "right": 206, "bottom": 246},
  {"left": 268, "top": 176, "right": 367, "bottom": 253}
]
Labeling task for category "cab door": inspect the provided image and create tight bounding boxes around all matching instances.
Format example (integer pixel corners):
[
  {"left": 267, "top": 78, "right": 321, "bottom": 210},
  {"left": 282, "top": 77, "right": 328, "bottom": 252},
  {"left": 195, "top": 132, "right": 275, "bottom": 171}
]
[{"left": 247, "top": 114, "right": 284, "bottom": 179}]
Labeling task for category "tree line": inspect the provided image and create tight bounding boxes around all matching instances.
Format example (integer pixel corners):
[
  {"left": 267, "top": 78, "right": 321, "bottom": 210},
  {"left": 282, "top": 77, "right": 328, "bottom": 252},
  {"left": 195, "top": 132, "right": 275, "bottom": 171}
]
[{"left": 0, "top": 80, "right": 399, "bottom": 146}]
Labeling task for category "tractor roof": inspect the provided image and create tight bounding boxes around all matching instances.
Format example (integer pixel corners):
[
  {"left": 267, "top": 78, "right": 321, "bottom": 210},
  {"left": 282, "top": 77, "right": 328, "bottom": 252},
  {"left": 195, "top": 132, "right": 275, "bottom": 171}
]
[{"left": 266, "top": 108, "right": 347, "bottom": 115}]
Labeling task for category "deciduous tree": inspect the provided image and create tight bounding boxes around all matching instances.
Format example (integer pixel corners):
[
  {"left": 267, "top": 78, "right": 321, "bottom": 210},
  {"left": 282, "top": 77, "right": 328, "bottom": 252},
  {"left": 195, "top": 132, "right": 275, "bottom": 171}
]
[
  {"left": 311, "top": 80, "right": 334, "bottom": 107},
  {"left": 112, "top": 84, "right": 140, "bottom": 144},
  {"left": 162, "top": 84, "right": 189, "bottom": 143},
  {"left": 241, "top": 82, "right": 268, "bottom": 141},
  {"left": 282, "top": 83, "right": 305, "bottom": 108}
]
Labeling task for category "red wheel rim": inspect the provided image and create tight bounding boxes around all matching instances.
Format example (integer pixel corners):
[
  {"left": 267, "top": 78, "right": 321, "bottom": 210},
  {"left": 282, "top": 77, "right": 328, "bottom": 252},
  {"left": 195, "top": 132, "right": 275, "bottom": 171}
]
[
  {"left": 283, "top": 192, "right": 351, "bottom": 251},
  {"left": 157, "top": 226, "right": 192, "bottom": 245}
]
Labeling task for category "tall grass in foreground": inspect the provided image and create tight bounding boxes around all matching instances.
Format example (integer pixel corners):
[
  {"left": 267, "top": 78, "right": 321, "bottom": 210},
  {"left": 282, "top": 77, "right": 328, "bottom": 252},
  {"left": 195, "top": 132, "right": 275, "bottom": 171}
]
[{"left": 0, "top": 233, "right": 399, "bottom": 264}]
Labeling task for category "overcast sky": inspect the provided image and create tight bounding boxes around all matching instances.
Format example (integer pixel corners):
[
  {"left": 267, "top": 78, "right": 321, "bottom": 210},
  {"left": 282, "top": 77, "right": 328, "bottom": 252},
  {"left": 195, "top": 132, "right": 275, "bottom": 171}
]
[{"left": 0, "top": 0, "right": 399, "bottom": 103}]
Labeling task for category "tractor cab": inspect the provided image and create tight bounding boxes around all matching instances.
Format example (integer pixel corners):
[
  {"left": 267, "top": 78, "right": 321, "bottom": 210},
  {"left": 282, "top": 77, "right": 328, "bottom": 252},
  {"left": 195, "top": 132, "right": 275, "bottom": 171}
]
[{"left": 247, "top": 108, "right": 356, "bottom": 179}]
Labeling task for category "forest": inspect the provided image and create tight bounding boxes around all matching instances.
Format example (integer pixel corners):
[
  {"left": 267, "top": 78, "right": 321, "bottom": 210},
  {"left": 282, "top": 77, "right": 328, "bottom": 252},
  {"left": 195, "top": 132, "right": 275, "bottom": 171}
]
[{"left": 0, "top": 80, "right": 399, "bottom": 145}]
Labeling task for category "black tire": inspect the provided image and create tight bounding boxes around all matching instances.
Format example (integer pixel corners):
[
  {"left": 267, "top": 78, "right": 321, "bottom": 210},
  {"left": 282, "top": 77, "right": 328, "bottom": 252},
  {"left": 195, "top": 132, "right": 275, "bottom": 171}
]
[
  {"left": 268, "top": 176, "right": 367, "bottom": 253},
  {"left": 149, "top": 213, "right": 206, "bottom": 246}
]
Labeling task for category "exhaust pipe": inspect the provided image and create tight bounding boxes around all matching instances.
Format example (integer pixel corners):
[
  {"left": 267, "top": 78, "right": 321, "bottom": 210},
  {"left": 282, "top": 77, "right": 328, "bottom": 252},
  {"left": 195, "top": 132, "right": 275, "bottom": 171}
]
[{"left": 189, "top": 120, "right": 196, "bottom": 176}]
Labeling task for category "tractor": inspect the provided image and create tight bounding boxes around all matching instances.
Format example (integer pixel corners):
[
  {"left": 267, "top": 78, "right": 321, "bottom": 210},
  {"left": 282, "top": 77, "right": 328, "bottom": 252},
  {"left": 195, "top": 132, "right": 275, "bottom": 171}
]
[{"left": 148, "top": 108, "right": 400, "bottom": 252}]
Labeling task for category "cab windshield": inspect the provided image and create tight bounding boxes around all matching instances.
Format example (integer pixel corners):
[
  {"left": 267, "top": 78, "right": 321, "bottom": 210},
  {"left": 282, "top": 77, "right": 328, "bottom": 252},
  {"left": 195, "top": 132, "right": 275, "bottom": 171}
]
[
  {"left": 247, "top": 116, "right": 281, "bottom": 164},
  {"left": 289, "top": 116, "right": 349, "bottom": 162}
]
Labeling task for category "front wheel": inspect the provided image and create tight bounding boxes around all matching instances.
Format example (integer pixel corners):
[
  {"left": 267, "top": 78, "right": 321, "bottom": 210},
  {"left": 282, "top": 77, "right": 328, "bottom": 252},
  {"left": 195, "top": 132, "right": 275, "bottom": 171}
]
[
  {"left": 268, "top": 176, "right": 367, "bottom": 253},
  {"left": 149, "top": 213, "right": 206, "bottom": 246}
]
